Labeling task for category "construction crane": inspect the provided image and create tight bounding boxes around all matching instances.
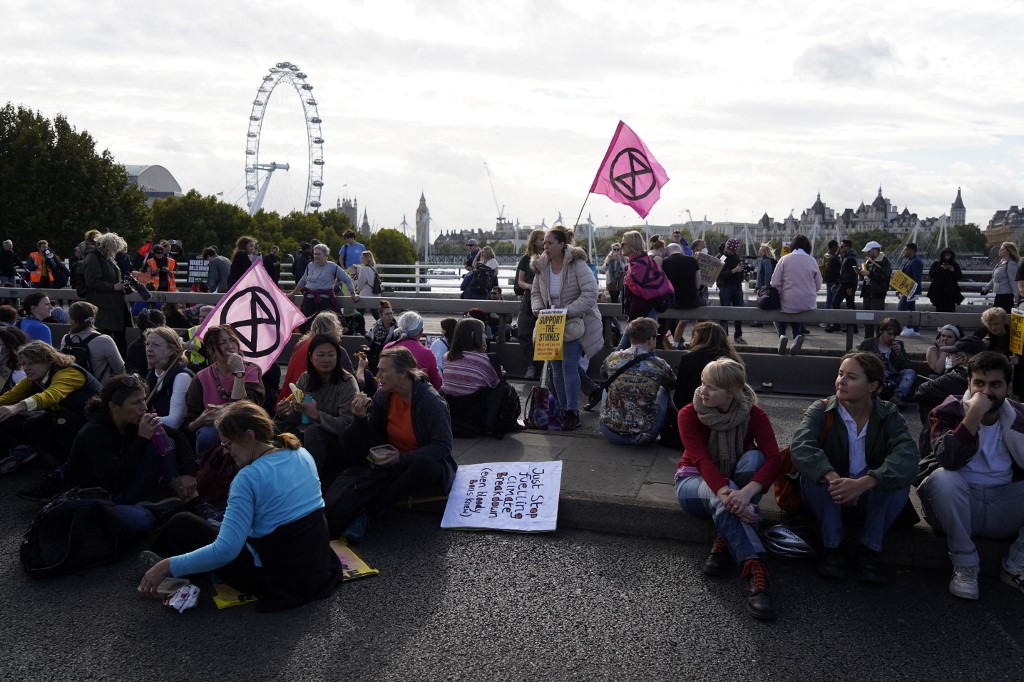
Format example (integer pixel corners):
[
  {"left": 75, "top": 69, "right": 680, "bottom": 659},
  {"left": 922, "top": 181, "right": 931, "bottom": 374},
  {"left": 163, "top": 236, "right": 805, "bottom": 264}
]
[{"left": 483, "top": 161, "right": 505, "bottom": 220}]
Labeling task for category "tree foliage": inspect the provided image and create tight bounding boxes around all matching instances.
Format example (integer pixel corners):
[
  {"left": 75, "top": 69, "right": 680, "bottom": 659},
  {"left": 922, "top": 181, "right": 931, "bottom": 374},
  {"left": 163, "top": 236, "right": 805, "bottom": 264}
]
[
  {"left": 951, "top": 223, "right": 986, "bottom": 255},
  {"left": 151, "top": 190, "right": 255, "bottom": 256},
  {"left": 368, "top": 229, "right": 416, "bottom": 265},
  {"left": 847, "top": 229, "right": 904, "bottom": 258},
  {"left": 0, "top": 103, "right": 149, "bottom": 257}
]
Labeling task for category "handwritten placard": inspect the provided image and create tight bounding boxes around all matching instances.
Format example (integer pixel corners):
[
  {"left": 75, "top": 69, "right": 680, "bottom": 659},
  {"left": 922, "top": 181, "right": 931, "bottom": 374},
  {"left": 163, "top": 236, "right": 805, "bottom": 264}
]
[
  {"left": 533, "top": 308, "right": 566, "bottom": 361},
  {"left": 441, "top": 461, "right": 562, "bottom": 532},
  {"left": 696, "top": 253, "right": 724, "bottom": 288}
]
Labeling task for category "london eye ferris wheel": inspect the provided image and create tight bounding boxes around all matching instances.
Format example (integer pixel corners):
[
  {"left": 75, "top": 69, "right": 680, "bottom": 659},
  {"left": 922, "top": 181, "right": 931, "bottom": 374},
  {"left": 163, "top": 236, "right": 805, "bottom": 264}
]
[{"left": 244, "top": 62, "right": 324, "bottom": 215}]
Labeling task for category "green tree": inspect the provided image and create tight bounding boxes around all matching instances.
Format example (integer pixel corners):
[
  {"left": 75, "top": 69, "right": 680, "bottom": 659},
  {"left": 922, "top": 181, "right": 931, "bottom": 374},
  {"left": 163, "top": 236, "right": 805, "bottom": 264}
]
[
  {"left": 951, "top": 223, "right": 986, "bottom": 255},
  {"left": 0, "top": 103, "right": 149, "bottom": 257},
  {"left": 151, "top": 190, "right": 254, "bottom": 256},
  {"left": 847, "top": 229, "right": 902, "bottom": 257},
  {"left": 368, "top": 229, "right": 416, "bottom": 265}
]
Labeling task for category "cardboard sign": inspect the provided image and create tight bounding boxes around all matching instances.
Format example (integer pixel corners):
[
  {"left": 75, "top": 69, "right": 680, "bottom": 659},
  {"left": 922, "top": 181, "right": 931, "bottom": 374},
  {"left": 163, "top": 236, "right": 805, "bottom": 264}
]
[
  {"left": 533, "top": 308, "right": 566, "bottom": 361},
  {"left": 696, "top": 252, "right": 724, "bottom": 288},
  {"left": 1011, "top": 309, "right": 1024, "bottom": 356},
  {"left": 890, "top": 270, "right": 918, "bottom": 299},
  {"left": 187, "top": 258, "right": 209, "bottom": 285},
  {"left": 441, "top": 461, "right": 562, "bottom": 532}
]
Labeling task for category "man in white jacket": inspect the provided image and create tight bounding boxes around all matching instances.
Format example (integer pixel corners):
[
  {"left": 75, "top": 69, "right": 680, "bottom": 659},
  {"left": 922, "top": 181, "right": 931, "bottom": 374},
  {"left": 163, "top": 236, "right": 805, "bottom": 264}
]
[{"left": 770, "top": 234, "right": 821, "bottom": 356}]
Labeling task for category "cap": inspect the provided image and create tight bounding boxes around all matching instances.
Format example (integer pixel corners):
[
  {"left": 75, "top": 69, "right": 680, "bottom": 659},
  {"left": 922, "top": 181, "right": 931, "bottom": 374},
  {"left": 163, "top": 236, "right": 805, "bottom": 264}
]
[
  {"left": 466, "top": 239, "right": 478, "bottom": 246},
  {"left": 862, "top": 241, "right": 882, "bottom": 252},
  {"left": 940, "top": 336, "right": 987, "bottom": 356}
]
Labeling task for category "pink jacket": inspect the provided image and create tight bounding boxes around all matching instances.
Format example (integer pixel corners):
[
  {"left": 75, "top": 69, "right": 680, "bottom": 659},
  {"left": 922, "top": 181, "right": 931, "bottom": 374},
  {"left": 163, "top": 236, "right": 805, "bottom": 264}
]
[
  {"left": 384, "top": 337, "right": 443, "bottom": 390},
  {"left": 770, "top": 250, "right": 821, "bottom": 313}
]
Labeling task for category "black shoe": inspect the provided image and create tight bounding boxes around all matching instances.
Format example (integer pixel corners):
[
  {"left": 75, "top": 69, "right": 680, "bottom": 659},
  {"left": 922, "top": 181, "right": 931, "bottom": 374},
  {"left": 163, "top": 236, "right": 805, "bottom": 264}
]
[
  {"left": 15, "top": 470, "right": 67, "bottom": 503},
  {"left": 562, "top": 410, "right": 581, "bottom": 431},
  {"left": 139, "top": 497, "right": 186, "bottom": 526},
  {"left": 818, "top": 548, "right": 847, "bottom": 580},
  {"left": 857, "top": 547, "right": 886, "bottom": 585},
  {"left": 742, "top": 558, "right": 776, "bottom": 620},
  {"left": 583, "top": 389, "right": 603, "bottom": 412},
  {"left": 523, "top": 365, "right": 537, "bottom": 381},
  {"left": 703, "top": 535, "right": 732, "bottom": 577}
]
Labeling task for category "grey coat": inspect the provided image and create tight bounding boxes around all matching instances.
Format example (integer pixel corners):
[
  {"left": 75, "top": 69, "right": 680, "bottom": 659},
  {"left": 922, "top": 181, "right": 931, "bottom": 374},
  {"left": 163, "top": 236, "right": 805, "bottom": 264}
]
[
  {"left": 530, "top": 245, "right": 603, "bottom": 358},
  {"left": 207, "top": 255, "right": 231, "bottom": 293}
]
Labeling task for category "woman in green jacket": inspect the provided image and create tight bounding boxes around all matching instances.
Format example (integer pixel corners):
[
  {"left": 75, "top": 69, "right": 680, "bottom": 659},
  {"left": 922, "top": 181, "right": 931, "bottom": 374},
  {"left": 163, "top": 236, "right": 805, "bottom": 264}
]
[{"left": 790, "top": 351, "right": 918, "bottom": 584}]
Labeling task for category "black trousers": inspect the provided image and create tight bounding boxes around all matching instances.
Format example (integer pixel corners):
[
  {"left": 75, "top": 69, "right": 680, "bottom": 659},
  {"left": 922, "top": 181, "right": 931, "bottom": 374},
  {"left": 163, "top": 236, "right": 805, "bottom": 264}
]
[
  {"left": 0, "top": 410, "right": 86, "bottom": 463},
  {"left": 151, "top": 512, "right": 264, "bottom": 597}
]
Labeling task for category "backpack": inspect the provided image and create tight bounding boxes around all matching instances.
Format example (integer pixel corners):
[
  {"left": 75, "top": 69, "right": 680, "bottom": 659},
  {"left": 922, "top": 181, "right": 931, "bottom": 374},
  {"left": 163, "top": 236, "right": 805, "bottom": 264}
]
[
  {"left": 370, "top": 267, "right": 383, "bottom": 295},
  {"left": 485, "top": 379, "right": 523, "bottom": 438},
  {"left": 20, "top": 487, "right": 123, "bottom": 578},
  {"left": 60, "top": 332, "right": 100, "bottom": 377},
  {"left": 322, "top": 466, "right": 394, "bottom": 537},
  {"left": 467, "top": 264, "right": 495, "bottom": 295}
]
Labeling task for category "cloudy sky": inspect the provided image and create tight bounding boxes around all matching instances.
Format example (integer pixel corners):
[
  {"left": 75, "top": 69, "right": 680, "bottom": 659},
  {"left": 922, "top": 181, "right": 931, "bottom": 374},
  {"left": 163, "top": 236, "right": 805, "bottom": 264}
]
[{"left": 4, "top": 0, "right": 1023, "bottom": 239}]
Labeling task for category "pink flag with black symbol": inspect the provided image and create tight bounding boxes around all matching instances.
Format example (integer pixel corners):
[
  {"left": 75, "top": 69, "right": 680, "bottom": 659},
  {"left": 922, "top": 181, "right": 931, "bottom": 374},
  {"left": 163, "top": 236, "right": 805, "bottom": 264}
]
[
  {"left": 196, "top": 258, "right": 305, "bottom": 374},
  {"left": 589, "top": 120, "right": 670, "bottom": 219}
]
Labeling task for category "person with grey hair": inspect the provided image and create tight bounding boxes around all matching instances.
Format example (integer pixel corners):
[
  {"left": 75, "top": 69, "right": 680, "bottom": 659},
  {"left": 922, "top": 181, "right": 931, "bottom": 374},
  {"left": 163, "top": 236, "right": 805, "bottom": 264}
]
[
  {"left": 291, "top": 243, "right": 360, "bottom": 324},
  {"left": 662, "top": 242, "right": 702, "bottom": 349},
  {"left": 83, "top": 232, "right": 131, "bottom": 355},
  {"left": 382, "top": 310, "right": 442, "bottom": 389},
  {"left": 0, "top": 240, "right": 23, "bottom": 285}
]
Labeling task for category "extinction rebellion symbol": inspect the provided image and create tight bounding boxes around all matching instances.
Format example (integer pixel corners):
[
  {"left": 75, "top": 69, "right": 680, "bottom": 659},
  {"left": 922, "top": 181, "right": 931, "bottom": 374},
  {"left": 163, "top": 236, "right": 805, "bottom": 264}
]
[
  {"left": 610, "top": 147, "right": 656, "bottom": 201},
  {"left": 218, "top": 287, "right": 283, "bottom": 359}
]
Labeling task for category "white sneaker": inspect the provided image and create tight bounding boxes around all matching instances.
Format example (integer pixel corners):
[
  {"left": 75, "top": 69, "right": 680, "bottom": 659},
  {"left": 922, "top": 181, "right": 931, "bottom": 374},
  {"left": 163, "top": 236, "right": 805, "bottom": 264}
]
[
  {"left": 790, "top": 334, "right": 805, "bottom": 356},
  {"left": 1000, "top": 560, "right": 1024, "bottom": 594},
  {"left": 777, "top": 336, "right": 788, "bottom": 355},
  {"left": 949, "top": 564, "right": 980, "bottom": 600}
]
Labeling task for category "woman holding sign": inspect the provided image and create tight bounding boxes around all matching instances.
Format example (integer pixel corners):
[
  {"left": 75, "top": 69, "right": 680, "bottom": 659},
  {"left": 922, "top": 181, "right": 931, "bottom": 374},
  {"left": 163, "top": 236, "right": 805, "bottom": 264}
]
[{"left": 530, "top": 226, "right": 603, "bottom": 431}]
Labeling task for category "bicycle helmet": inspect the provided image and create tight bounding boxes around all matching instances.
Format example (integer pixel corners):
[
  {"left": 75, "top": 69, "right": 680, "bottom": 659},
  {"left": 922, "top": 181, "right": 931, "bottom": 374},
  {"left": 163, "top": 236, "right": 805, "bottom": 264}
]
[{"left": 759, "top": 524, "right": 817, "bottom": 558}]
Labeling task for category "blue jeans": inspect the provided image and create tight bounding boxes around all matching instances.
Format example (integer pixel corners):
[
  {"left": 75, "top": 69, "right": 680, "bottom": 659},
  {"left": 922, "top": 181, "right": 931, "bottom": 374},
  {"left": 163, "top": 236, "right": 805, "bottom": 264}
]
[
  {"left": 551, "top": 339, "right": 582, "bottom": 410},
  {"left": 897, "top": 295, "right": 917, "bottom": 331},
  {"left": 887, "top": 368, "right": 917, "bottom": 399},
  {"left": 599, "top": 387, "right": 670, "bottom": 445},
  {"left": 775, "top": 321, "right": 801, "bottom": 338},
  {"left": 196, "top": 424, "right": 220, "bottom": 460},
  {"left": 675, "top": 450, "right": 766, "bottom": 562},
  {"left": 800, "top": 474, "right": 909, "bottom": 551},
  {"left": 718, "top": 284, "right": 744, "bottom": 338},
  {"left": 115, "top": 504, "right": 156, "bottom": 540},
  {"left": 617, "top": 309, "right": 658, "bottom": 350}
]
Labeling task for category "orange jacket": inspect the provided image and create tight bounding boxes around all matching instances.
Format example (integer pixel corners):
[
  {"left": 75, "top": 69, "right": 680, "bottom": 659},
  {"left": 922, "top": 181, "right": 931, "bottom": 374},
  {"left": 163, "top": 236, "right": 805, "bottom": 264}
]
[
  {"left": 27, "top": 252, "right": 50, "bottom": 284},
  {"left": 145, "top": 256, "right": 177, "bottom": 291}
]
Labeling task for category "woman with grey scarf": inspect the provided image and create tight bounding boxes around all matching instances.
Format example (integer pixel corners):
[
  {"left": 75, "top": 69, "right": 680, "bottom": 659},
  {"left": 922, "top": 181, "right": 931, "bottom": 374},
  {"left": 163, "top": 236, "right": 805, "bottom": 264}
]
[{"left": 673, "top": 358, "right": 781, "bottom": 620}]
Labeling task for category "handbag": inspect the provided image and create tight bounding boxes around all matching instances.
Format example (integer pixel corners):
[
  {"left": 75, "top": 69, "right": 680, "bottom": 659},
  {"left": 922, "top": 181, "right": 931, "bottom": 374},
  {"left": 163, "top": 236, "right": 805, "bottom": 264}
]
[
  {"left": 196, "top": 444, "right": 238, "bottom": 504},
  {"left": 756, "top": 285, "right": 781, "bottom": 310},
  {"left": 773, "top": 400, "right": 832, "bottom": 516},
  {"left": 524, "top": 361, "right": 565, "bottom": 431}
]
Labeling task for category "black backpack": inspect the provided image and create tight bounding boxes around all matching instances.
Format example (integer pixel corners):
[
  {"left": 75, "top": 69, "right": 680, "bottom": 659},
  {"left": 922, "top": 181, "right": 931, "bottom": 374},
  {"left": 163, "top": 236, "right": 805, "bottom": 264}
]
[
  {"left": 20, "top": 487, "right": 123, "bottom": 578},
  {"left": 61, "top": 332, "right": 100, "bottom": 376},
  {"left": 468, "top": 264, "right": 495, "bottom": 295},
  {"left": 370, "top": 267, "right": 383, "bottom": 295}
]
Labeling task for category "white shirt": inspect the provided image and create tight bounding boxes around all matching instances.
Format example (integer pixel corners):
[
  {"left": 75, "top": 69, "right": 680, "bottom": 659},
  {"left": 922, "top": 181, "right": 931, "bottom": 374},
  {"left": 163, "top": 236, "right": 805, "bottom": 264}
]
[
  {"left": 548, "top": 270, "right": 563, "bottom": 308},
  {"left": 837, "top": 403, "right": 869, "bottom": 477},
  {"left": 963, "top": 421, "right": 1013, "bottom": 486}
]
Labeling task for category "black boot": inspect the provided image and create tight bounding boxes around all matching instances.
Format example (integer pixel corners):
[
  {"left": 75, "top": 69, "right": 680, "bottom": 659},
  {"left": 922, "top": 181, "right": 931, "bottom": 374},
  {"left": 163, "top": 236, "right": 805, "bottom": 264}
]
[
  {"left": 562, "top": 410, "right": 581, "bottom": 431},
  {"left": 703, "top": 535, "right": 732, "bottom": 577},
  {"left": 857, "top": 546, "right": 886, "bottom": 585},
  {"left": 742, "top": 558, "right": 776, "bottom": 620}
]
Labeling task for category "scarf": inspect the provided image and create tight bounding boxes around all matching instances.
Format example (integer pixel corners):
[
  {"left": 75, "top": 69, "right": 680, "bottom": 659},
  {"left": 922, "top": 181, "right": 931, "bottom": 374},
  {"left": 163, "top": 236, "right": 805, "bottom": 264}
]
[{"left": 692, "top": 387, "right": 752, "bottom": 478}]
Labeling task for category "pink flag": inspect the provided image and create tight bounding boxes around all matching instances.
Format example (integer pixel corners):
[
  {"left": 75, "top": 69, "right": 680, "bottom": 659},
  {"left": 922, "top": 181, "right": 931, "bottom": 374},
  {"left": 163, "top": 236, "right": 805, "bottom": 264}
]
[
  {"left": 589, "top": 120, "right": 670, "bottom": 219},
  {"left": 195, "top": 258, "right": 305, "bottom": 374}
]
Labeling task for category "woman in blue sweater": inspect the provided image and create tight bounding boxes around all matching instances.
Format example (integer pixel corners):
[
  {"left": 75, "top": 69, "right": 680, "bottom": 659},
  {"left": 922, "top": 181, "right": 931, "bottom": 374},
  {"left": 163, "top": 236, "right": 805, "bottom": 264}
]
[{"left": 138, "top": 401, "right": 342, "bottom": 611}]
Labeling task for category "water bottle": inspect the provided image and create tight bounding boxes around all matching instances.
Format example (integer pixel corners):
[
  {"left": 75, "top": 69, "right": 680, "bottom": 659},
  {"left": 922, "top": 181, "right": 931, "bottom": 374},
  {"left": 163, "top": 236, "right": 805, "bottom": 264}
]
[
  {"left": 151, "top": 424, "right": 175, "bottom": 458},
  {"left": 301, "top": 395, "right": 314, "bottom": 425}
]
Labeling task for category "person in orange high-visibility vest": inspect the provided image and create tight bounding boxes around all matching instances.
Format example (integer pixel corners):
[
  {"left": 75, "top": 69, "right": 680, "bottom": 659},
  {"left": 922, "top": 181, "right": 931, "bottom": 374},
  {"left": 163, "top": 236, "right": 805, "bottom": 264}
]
[
  {"left": 145, "top": 243, "right": 177, "bottom": 292},
  {"left": 27, "top": 240, "right": 58, "bottom": 288}
]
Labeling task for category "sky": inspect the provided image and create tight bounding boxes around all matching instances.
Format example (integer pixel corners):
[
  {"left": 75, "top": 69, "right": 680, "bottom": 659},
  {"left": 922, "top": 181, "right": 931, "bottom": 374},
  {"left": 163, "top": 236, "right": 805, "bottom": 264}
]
[{"left": 4, "top": 0, "right": 1024, "bottom": 240}]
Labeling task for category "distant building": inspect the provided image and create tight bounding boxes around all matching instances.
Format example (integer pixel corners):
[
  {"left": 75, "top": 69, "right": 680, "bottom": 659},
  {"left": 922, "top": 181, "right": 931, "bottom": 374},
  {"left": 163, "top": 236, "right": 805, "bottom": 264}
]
[
  {"left": 415, "top": 193, "right": 430, "bottom": 259},
  {"left": 338, "top": 197, "right": 360, "bottom": 235},
  {"left": 985, "top": 205, "right": 1024, "bottom": 249},
  {"left": 951, "top": 187, "right": 966, "bottom": 226},
  {"left": 124, "top": 164, "right": 182, "bottom": 206}
]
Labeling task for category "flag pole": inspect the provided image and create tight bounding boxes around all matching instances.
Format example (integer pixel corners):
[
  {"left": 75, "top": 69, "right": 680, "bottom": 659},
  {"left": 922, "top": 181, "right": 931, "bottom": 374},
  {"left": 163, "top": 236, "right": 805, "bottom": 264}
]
[{"left": 572, "top": 195, "right": 593, "bottom": 257}]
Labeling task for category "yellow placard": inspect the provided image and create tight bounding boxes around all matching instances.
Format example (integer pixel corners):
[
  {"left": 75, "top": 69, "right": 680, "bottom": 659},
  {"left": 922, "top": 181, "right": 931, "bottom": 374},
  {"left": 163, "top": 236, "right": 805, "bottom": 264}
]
[
  {"left": 533, "top": 308, "right": 566, "bottom": 361},
  {"left": 890, "top": 270, "right": 918, "bottom": 298},
  {"left": 1010, "top": 309, "right": 1024, "bottom": 355}
]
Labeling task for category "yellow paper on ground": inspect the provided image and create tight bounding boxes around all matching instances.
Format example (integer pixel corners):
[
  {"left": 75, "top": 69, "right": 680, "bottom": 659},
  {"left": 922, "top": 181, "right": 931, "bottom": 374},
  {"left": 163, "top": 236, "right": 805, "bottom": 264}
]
[
  {"left": 533, "top": 308, "right": 566, "bottom": 361},
  {"left": 890, "top": 270, "right": 918, "bottom": 298},
  {"left": 211, "top": 538, "right": 379, "bottom": 609},
  {"left": 1010, "top": 309, "right": 1024, "bottom": 355}
]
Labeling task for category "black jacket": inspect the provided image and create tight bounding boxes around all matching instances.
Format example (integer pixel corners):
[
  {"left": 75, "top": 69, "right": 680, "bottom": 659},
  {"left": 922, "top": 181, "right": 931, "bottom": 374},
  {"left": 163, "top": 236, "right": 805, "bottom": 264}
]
[{"left": 838, "top": 251, "right": 860, "bottom": 290}]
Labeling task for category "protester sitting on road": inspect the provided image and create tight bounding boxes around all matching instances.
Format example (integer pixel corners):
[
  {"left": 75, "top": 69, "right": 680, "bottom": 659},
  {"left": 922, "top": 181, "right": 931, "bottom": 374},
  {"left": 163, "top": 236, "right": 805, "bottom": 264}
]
[
  {"left": 914, "top": 336, "right": 985, "bottom": 459},
  {"left": 124, "top": 309, "right": 166, "bottom": 376},
  {"left": 917, "top": 351, "right": 1024, "bottom": 600},
  {"left": 441, "top": 318, "right": 500, "bottom": 397},
  {"left": 59, "top": 301, "right": 125, "bottom": 383},
  {"left": 770, "top": 234, "right": 821, "bottom": 356},
  {"left": 183, "top": 325, "right": 265, "bottom": 459},
  {"left": 925, "top": 324, "right": 962, "bottom": 377},
  {"left": 598, "top": 318, "right": 676, "bottom": 446},
  {"left": 63, "top": 374, "right": 197, "bottom": 539},
  {"left": 274, "top": 335, "right": 358, "bottom": 489},
  {"left": 384, "top": 310, "right": 442, "bottom": 390},
  {"left": 0, "top": 340, "right": 102, "bottom": 472},
  {"left": 791, "top": 351, "right": 918, "bottom": 584},
  {"left": 142, "top": 326, "right": 194, "bottom": 431},
  {"left": 333, "top": 347, "right": 456, "bottom": 541},
  {"left": 17, "top": 291, "right": 53, "bottom": 345},
  {"left": 674, "top": 358, "right": 780, "bottom": 620},
  {"left": 430, "top": 317, "right": 457, "bottom": 374},
  {"left": 139, "top": 400, "right": 343, "bottom": 611},
  {"left": 857, "top": 318, "right": 919, "bottom": 407},
  {"left": 0, "top": 326, "right": 27, "bottom": 394},
  {"left": 673, "top": 321, "right": 743, "bottom": 410},
  {"left": 531, "top": 226, "right": 603, "bottom": 431},
  {"left": 277, "top": 311, "right": 360, "bottom": 402}
]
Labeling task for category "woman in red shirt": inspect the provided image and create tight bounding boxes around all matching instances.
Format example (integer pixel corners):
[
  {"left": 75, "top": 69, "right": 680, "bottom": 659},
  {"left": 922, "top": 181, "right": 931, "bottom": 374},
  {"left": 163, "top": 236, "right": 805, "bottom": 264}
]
[{"left": 674, "top": 358, "right": 781, "bottom": 620}]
